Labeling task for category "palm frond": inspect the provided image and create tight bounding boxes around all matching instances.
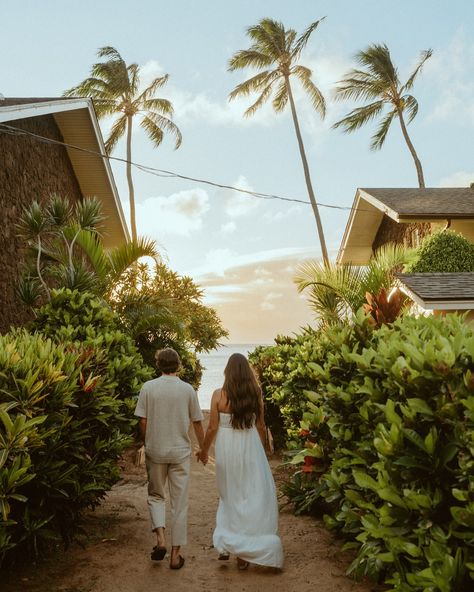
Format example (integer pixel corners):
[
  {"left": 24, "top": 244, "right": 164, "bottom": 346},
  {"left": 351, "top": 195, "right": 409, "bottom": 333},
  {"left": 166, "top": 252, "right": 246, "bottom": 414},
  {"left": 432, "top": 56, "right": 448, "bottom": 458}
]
[
  {"left": 140, "top": 112, "right": 182, "bottom": 149},
  {"left": 334, "top": 70, "right": 387, "bottom": 102},
  {"left": 402, "top": 49, "right": 433, "bottom": 92},
  {"left": 243, "top": 82, "right": 274, "bottom": 117},
  {"left": 228, "top": 70, "right": 275, "bottom": 100},
  {"left": 356, "top": 44, "right": 399, "bottom": 87},
  {"left": 228, "top": 49, "right": 274, "bottom": 71},
  {"left": 136, "top": 74, "right": 169, "bottom": 104},
  {"left": 247, "top": 19, "right": 287, "bottom": 59},
  {"left": 402, "top": 94, "right": 419, "bottom": 123},
  {"left": 370, "top": 107, "right": 397, "bottom": 150},
  {"left": 74, "top": 229, "right": 110, "bottom": 283},
  {"left": 272, "top": 79, "right": 288, "bottom": 112},
  {"left": 292, "top": 65, "right": 326, "bottom": 117},
  {"left": 105, "top": 114, "right": 127, "bottom": 154},
  {"left": 107, "top": 237, "right": 159, "bottom": 285},
  {"left": 291, "top": 18, "right": 326, "bottom": 60},
  {"left": 142, "top": 97, "right": 174, "bottom": 116},
  {"left": 333, "top": 100, "right": 385, "bottom": 133}
]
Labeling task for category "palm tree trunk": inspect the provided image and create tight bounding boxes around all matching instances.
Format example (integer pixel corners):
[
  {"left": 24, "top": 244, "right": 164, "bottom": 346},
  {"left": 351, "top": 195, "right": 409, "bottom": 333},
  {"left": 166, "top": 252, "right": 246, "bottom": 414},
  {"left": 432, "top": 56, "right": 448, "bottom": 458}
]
[
  {"left": 126, "top": 115, "right": 137, "bottom": 240},
  {"left": 285, "top": 77, "right": 329, "bottom": 266},
  {"left": 396, "top": 108, "right": 425, "bottom": 188}
]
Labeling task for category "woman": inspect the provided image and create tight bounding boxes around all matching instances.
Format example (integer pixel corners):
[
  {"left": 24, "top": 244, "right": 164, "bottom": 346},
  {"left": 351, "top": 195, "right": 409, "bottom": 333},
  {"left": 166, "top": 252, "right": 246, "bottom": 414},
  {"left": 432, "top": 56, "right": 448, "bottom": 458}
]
[{"left": 198, "top": 353, "right": 283, "bottom": 570}]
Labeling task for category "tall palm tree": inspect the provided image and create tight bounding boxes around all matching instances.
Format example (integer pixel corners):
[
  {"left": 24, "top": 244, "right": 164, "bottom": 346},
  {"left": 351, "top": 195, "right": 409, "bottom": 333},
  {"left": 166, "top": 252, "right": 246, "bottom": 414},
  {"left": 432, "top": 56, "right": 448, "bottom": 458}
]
[
  {"left": 294, "top": 244, "right": 409, "bottom": 326},
  {"left": 333, "top": 44, "right": 432, "bottom": 188},
  {"left": 65, "top": 46, "right": 182, "bottom": 240},
  {"left": 228, "top": 18, "right": 329, "bottom": 266}
]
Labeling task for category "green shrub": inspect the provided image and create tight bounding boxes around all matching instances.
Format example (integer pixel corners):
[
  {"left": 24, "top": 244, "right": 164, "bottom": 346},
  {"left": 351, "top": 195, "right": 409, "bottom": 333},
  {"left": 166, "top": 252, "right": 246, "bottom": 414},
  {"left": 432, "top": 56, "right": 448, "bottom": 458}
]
[
  {"left": 278, "top": 311, "right": 474, "bottom": 590},
  {"left": 0, "top": 331, "right": 131, "bottom": 565},
  {"left": 250, "top": 330, "right": 327, "bottom": 450},
  {"left": 405, "top": 229, "right": 474, "bottom": 273},
  {"left": 32, "top": 288, "right": 153, "bottom": 431}
]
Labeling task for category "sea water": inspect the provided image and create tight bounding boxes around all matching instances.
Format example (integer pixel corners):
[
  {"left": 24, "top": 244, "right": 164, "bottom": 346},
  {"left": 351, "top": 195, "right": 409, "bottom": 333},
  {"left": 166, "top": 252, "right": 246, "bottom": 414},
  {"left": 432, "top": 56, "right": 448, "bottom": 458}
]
[{"left": 197, "top": 343, "right": 268, "bottom": 409}]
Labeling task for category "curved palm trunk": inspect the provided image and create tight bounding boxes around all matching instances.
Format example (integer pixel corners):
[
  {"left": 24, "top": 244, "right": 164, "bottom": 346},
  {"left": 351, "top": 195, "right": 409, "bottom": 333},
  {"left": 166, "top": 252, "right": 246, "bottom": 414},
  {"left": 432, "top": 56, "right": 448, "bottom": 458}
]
[
  {"left": 285, "top": 77, "right": 330, "bottom": 266},
  {"left": 396, "top": 108, "right": 425, "bottom": 188},
  {"left": 126, "top": 116, "right": 137, "bottom": 240}
]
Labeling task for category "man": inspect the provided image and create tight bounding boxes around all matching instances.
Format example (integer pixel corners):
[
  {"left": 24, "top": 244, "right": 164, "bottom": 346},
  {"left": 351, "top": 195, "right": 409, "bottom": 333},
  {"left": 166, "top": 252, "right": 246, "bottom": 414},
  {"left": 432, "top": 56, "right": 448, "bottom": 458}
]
[{"left": 135, "top": 348, "right": 204, "bottom": 570}]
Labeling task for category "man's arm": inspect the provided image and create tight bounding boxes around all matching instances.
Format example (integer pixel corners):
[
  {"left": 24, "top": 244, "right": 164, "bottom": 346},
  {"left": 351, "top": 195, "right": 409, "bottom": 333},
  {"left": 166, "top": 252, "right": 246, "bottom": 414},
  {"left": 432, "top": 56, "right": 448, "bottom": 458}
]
[
  {"left": 193, "top": 421, "right": 205, "bottom": 450},
  {"left": 138, "top": 417, "right": 147, "bottom": 443}
]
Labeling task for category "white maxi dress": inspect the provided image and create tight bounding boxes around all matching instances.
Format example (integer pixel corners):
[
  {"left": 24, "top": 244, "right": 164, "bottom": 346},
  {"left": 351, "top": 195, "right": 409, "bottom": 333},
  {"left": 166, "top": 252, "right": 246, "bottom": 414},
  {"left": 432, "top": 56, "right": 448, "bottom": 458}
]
[{"left": 213, "top": 412, "right": 284, "bottom": 568}]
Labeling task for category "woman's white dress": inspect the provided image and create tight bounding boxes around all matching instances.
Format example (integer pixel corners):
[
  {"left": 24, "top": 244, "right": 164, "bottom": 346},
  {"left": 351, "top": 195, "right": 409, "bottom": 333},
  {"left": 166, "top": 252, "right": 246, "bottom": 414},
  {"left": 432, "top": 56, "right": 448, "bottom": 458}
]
[{"left": 213, "top": 412, "right": 284, "bottom": 568}]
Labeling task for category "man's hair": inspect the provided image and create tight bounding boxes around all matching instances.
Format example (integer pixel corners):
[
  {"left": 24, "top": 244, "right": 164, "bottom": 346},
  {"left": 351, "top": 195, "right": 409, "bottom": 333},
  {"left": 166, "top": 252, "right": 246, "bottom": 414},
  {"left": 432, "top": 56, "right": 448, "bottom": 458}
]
[{"left": 155, "top": 348, "right": 181, "bottom": 374}]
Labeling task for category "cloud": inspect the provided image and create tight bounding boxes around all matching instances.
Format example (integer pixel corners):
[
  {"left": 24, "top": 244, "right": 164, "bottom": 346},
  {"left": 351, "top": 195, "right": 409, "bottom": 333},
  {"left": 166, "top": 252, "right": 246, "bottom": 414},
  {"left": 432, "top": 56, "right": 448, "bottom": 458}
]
[
  {"left": 438, "top": 171, "right": 474, "bottom": 187},
  {"left": 193, "top": 252, "right": 316, "bottom": 342},
  {"left": 122, "top": 188, "right": 210, "bottom": 238},
  {"left": 425, "top": 31, "right": 474, "bottom": 125},
  {"left": 220, "top": 221, "right": 237, "bottom": 234},
  {"left": 260, "top": 292, "right": 283, "bottom": 311},
  {"left": 221, "top": 175, "right": 260, "bottom": 218}
]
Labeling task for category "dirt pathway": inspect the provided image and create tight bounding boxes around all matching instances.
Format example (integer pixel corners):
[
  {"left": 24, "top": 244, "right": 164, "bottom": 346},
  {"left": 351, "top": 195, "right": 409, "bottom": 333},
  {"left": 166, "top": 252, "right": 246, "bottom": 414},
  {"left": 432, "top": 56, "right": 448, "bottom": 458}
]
[{"left": 3, "top": 418, "right": 381, "bottom": 592}]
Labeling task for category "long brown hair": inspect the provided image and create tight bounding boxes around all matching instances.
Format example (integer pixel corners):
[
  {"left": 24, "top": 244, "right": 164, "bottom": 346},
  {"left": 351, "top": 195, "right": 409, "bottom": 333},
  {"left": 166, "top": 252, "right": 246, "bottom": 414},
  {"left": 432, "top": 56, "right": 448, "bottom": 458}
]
[{"left": 223, "top": 353, "right": 262, "bottom": 429}]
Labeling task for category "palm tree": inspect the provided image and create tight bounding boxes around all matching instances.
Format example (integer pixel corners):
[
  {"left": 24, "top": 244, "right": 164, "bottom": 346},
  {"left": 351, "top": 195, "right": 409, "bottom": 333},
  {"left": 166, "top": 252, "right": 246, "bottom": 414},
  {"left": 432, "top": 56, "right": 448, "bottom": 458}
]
[
  {"left": 64, "top": 46, "right": 182, "bottom": 240},
  {"left": 228, "top": 18, "right": 329, "bottom": 266},
  {"left": 17, "top": 194, "right": 159, "bottom": 307},
  {"left": 333, "top": 44, "right": 432, "bottom": 188},
  {"left": 294, "top": 244, "right": 409, "bottom": 326}
]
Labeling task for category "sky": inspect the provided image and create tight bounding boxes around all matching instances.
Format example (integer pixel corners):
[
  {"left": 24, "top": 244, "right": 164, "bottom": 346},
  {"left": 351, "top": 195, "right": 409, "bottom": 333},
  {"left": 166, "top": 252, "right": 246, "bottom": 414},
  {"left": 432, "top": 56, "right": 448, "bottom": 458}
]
[{"left": 1, "top": 0, "right": 473, "bottom": 342}]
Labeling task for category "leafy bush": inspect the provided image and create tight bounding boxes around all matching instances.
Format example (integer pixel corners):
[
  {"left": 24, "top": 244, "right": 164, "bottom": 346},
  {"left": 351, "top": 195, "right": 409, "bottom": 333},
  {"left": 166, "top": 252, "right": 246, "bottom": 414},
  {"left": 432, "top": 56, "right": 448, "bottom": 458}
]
[
  {"left": 405, "top": 230, "right": 474, "bottom": 273},
  {"left": 249, "top": 329, "right": 330, "bottom": 450},
  {"left": 0, "top": 330, "right": 132, "bottom": 565},
  {"left": 32, "top": 288, "right": 153, "bottom": 429},
  {"left": 277, "top": 311, "right": 474, "bottom": 590}
]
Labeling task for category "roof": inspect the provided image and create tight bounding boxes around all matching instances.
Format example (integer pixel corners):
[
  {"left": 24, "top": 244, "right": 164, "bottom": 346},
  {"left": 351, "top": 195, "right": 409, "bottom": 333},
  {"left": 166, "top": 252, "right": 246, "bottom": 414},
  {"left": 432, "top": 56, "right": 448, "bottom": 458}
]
[
  {"left": 396, "top": 272, "right": 474, "bottom": 309},
  {"left": 0, "top": 97, "right": 129, "bottom": 248},
  {"left": 337, "top": 187, "right": 474, "bottom": 265}
]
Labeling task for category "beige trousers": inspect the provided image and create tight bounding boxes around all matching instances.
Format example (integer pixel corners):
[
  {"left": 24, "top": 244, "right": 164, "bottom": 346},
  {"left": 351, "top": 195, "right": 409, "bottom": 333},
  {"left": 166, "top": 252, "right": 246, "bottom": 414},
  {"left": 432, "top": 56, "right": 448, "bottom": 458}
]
[{"left": 146, "top": 457, "right": 190, "bottom": 546}]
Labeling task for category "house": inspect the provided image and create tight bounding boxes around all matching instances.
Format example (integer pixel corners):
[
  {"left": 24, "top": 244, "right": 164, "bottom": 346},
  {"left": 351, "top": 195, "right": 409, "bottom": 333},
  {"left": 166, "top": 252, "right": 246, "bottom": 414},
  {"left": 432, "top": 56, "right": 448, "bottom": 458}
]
[
  {"left": 337, "top": 187, "right": 474, "bottom": 265},
  {"left": 0, "top": 97, "right": 129, "bottom": 332},
  {"left": 395, "top": 273, "right": 474, "bottom": 321}
]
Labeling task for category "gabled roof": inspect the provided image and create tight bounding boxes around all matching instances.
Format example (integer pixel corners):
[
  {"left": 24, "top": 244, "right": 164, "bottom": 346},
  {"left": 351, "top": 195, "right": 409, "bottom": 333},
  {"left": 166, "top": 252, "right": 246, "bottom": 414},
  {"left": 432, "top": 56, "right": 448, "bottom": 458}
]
[
  {"left": 0, "top": 97, "right": 129, "bottom": 248},
  {"left": 396, "top": 272, "right": 474, "bottom": 310},
  {"left": 337, "top": 187, "right": 474, "bottom": 265}
]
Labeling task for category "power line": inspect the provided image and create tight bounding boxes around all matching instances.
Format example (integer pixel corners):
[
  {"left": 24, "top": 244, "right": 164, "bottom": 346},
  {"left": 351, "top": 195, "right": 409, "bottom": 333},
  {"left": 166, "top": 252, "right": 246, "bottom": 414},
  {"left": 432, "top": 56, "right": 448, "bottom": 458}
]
[{"left": 0, "top": 121, "right": 382, "bottom": 215}]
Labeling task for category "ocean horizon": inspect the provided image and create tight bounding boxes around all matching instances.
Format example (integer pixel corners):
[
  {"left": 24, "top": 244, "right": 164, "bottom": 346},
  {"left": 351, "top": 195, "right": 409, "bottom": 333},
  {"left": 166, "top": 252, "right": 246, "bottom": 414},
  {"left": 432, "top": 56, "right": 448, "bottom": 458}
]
[{"left": 197, "top": 343, "right": 271, "bottom": 409}]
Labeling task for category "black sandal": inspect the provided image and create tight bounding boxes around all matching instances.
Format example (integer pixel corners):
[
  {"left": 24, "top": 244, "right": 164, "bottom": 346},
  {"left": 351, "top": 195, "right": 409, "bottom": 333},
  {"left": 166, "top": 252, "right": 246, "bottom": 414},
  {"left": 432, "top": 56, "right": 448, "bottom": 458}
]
[
  {"left": 218, "top": 553, "right": 230, "bottom": 560},
  {"left": 151, "top": 545, "right": 167, "bottom": 561},
  {"left": 170, "top": 555, "right": 185, "bottom": 570}
]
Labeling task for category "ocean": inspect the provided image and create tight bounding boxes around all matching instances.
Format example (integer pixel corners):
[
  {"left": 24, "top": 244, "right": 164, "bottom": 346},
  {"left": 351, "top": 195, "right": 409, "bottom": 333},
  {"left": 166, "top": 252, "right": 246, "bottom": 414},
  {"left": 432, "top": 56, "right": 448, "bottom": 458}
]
[{"left": 197, "top": 343, "right": 268, "bottom": 409}]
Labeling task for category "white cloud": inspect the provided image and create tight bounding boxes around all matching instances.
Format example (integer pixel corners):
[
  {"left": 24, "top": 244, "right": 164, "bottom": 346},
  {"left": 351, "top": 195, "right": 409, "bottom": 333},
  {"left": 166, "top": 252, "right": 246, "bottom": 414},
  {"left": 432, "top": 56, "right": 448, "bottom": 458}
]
[
  {"left": 221, "top": 175, "right": 260, "bottom": 218},
  {"left": 220, "top": 221, "right": 237, "bottom": 234},
  {"left": 260, "top": 292, "right": 283, "bottom": 311},
  {"left": 122, "top": 188, "right": 210, "bottom": 238},
  {"left": 438, "top": 171, "right": 474, "bottom": 187},
  {"left": 425, "top": 31, "right": 474, "bottom": 125}
]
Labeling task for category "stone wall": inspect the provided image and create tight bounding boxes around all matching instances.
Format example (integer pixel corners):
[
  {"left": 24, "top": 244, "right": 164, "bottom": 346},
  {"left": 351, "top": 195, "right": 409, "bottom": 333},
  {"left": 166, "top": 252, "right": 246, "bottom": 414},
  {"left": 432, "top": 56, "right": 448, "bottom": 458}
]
[
  {"left": 372, "top": 216, "right": 432, "bottom": 252},
  {"left": 0, "top": 115, "right": 83, "bottom": 333}
]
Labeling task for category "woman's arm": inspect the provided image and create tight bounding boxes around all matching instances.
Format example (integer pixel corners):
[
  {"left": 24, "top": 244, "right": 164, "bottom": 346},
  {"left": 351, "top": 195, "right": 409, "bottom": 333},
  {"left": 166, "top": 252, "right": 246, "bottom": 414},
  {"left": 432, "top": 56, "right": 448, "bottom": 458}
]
[
  {"left": 255, "top": 395, "right": 267, "bottom": 449},
  {"left": 199, "top": 390, "right": 220, "bottom": 463}
]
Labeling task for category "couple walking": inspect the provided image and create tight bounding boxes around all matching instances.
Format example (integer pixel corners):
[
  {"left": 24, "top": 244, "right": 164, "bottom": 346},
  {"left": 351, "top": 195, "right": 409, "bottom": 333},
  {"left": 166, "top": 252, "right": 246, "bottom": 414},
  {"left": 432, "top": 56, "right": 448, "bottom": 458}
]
[{"left": 134, "top": 348, "right": 283, "bottom": 571}]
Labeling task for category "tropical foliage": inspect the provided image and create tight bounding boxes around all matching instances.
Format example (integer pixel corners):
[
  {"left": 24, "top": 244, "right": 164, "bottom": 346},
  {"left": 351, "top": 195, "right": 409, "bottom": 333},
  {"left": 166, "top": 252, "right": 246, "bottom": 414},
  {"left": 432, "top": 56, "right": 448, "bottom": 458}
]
[
  {"left": 64, "top": 46, "right": 182, "bottom": 240},
  {"left": 16, "top": 194, "right": 158, "bottom": 307},
  {"left": 253, "top": 311, "right": 474, "bottom": 590},
  {"left": 294, "top": 244, "right": 409, "bottom": 326},
  {"left": 228, "top": 17, "right": 329, "bottom": 265},
  {"left": 404, "top": 229, "right": 474, "bottom": 273},
  {"left": 334, "top": 44, "right": 432, "bottom": 187},
  {"left": 0, "top": 322, "right": 149, "bottom": 565},
  {"left": 111, "top": 262, "right": 228, "bottom": 389}
]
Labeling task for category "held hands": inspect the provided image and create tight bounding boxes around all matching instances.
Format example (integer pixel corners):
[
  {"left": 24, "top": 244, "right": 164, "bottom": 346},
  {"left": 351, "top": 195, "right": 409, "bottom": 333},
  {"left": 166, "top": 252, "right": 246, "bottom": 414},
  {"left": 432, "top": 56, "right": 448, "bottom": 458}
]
[{"left": 195, "top": 448, "right": 208, "bottom": 465}]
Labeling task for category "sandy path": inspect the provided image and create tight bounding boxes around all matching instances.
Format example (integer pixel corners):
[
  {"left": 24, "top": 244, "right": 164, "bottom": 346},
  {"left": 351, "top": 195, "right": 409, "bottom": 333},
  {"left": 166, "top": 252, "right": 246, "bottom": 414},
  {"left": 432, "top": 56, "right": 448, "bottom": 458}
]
[{"left": 2, "top": 417, "right": 381, "bottom": 592}]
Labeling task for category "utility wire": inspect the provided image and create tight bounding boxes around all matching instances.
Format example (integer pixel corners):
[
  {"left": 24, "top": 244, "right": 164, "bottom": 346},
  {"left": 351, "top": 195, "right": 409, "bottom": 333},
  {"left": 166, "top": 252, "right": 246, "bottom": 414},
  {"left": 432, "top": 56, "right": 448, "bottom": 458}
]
[{"left": 0, "top": 122, "right": 384, "bottom": 215}]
